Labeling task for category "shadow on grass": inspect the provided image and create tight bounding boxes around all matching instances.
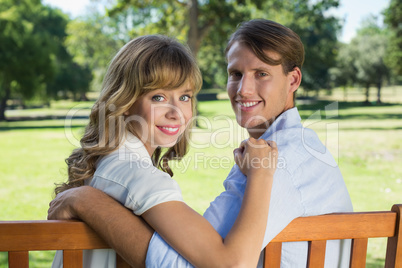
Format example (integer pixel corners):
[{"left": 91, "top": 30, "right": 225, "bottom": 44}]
[
  {"left": 0, "top": 124, "right": 86, "bottom": 131},
  {"left": 297, "top": 100, "right": 401, "bottom": 111},
  {"left": 366, "top": 257, "right": 385, "bottom": 268},
  {"left": 298, "top": 101, "right": 402, "bottom": 121}
]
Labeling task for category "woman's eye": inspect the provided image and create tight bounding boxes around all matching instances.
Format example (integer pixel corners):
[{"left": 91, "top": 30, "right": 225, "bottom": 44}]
[
  {"left": 258, "top": 72, "right": 268, "bottom": 77},
  {"left": 152, "top": 95, "right": 165, "bottom": 102},
  {"left": 180, "top": 95, "right": 192, "bottom": 102}
]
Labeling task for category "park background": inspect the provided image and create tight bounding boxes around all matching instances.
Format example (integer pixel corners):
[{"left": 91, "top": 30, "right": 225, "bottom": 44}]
[{"left": 0, "top": 0, "right": 401, "bottom": 267}]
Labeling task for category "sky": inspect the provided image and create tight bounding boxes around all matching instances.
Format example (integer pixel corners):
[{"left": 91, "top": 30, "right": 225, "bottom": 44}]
[{"left": 42, "top": 0, "right": 390, "bottom": 43}]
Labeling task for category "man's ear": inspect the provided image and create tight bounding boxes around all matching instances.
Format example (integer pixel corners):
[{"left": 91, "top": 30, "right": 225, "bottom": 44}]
[{"left": 288, "top": 67, "right": 302, "bottom": 93}]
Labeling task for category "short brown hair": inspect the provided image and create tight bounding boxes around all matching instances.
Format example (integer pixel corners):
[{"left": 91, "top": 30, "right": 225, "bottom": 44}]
[{"left": 226, "top": 19, "right": 305, "bottom": 74}]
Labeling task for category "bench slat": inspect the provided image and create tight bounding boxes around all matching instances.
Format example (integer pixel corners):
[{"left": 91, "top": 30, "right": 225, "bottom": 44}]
[
  {"left": 350, "top": 238, "right": 368, "bottom": 268},
  {"left": 307, "top": 240, "right": 326, "bottom": 268},
  {"left": 385, "top": 204, "right": 402, "bottom": 267},
  {"left": 0, "top": 220, "right": 108, "bottom": 251},
  {"left": 264, "top": 242, "right": 281, "bottom": 268},
  {"left": 63, "top": 249, "right": 83, "bottom": 268},
  {"left": 271, "top": 211, "right": 396, "bottom": 242},
  {"left": 8, "top": 251, "right": 29, "bottom": 268}
]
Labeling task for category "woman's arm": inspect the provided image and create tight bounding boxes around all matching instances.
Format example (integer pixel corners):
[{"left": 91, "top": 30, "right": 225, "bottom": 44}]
[
  {"left": 48, "top": 187, "right": 153, "bottom": 267},
  {"left": 142, "top": 138, "right": 277, "bottom": 267},
  {"left": 48, "top": 138, "right": 277, "bottom": 267}
]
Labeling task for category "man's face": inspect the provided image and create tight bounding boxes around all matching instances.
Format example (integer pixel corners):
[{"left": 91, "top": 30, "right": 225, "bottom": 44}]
[{"left": 226, "top": 41, "right": 299, "bottom": 138}]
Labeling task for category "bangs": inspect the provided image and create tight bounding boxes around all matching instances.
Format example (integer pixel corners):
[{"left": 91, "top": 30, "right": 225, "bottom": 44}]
[{"left": 141, "top": 44, "right": 202, "bottom": 94}]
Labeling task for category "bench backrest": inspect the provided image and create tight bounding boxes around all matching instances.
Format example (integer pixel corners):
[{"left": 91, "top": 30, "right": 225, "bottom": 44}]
[
  {"left": 264, "top": 204, "right": 402, "bottom": 267},
  {"left": 0, "top": 204, "right": 401, "bottom": 268},
  {"left": 0, "top": 220, "right": 131, "bottom": 267}
]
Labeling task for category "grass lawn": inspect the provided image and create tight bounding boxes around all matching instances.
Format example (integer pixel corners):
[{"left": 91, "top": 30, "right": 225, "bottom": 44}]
[{"left": 0, "top": 86, "right": 401, "bottom": 267}]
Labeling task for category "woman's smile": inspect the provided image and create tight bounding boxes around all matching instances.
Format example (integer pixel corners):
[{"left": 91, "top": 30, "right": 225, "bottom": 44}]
[{"left": 156, "top": 125, "right": 181, "bottom": 135}]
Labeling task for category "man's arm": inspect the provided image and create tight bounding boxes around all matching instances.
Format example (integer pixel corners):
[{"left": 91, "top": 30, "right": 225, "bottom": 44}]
[{"left": 48, "top": 186, "right": 153, "bottom": 267}]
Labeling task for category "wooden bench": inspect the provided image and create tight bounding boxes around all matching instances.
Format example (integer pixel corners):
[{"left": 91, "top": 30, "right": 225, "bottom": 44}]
[{"left": 0, "top": 204, "right": 401, "bottom": 268}]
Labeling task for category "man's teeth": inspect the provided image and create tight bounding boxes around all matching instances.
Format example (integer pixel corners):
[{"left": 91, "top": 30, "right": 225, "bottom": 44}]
[
  {"left": 161, "top": 127, "right": 178, "bottom": 132},
  {"left": 240, "top": 101, "right": 259, "bottom": 107}
]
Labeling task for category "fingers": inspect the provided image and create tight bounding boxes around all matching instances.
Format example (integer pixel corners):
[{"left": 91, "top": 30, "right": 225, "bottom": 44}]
[
  {"left": 47, "top": 188, "right": 78, "bottom": 220},
  {"left": 234, "top": 138, "right": 278, "bottom": 176}
]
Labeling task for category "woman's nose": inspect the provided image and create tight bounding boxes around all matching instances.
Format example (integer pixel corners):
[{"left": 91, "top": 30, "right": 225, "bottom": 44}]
[{"left": 165, "top": 103, "right": 182, "bottom": 120}]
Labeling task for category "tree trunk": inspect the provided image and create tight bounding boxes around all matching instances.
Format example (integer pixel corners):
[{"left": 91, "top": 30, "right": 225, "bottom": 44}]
[
  {"left": 187, "top": 0, "right": 199, "bottom": 57},
  {"left": 365, "top": 84, "right": 370, "bottom": 104},
  {"left": 0, "top": 84, "right": 11, "bottom": 121},
  {"left": 186, "top": 0, "right": 214, "bottom": 58},
  {"left": 343, "top": 86, "right": 348, "bottom": 101},
  {"left": 376, "top": 81, "right": 382, "bottom": 104}
]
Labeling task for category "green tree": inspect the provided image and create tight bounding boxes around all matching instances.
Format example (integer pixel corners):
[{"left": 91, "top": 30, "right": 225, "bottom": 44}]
[
  {"left": 64, "top": 12, "right": 127, "bottom": 91},
  {"left": 108, "top": 0, "right": 341, "bottom": 91},
  {"left": 285, "top": 0, "right": 342, "bottom": 93},
  {"left": 350, "top": 16, "right": 390, "bottom": 103},
  {"left": 384, "top": 0, "right": 402, "bottom": 82},
  {"left": 0, "top": 0, "right": 81, "bottom": 120},
  {"left": 329, "top": 43, "right": 357, "bottom": 100},
  {"left": 0, "top": 0, "right": 52, "bottom": 120}
]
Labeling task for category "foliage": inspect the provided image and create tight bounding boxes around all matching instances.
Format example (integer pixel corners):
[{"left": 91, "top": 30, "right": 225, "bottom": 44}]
[
  {"left": 284, "top": 0, "right": 342, "bottom": 92},
  {"left": 107, "top": 0, "right": 342, "bottom": 91},
  {"left": 64, "top": 13, "right": 126, "bottom": 91},
  {"left": 384, "top": 0, "right": 402, "bottom": 82},
  {"left": 0, "top": 0, "right": 92, "bottom": 120},
  {"left": 329, "top": 43, "right": 356, "bottom": 89},
  {"left": 331, "top": 16, "right": 390, "bottom": 103}
]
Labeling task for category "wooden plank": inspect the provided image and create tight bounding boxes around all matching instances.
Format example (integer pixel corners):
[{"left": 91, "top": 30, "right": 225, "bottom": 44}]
[
  {"left": 264, "top": 242, "right": 282, "bottom": 268},
  {"left": 63, "top": 249, "right": 83, "bottom": 267},
  {"left": 0, "top": 220, "right": 108, "bottom": 251},
  {"left": 8, "top": 251, "right": 29, "bottom": 268},
  {"left": 271, "top": 212, "right": 396, "bottom": 242},
  {"left": 349, "top": 238, "right": 368, "bottom": 268},
  {"left": 307, "top": 240, "right": 326, "bottom": 268},
  {"left": 385, "top": 204, "right": 402, "bottom": 268}
]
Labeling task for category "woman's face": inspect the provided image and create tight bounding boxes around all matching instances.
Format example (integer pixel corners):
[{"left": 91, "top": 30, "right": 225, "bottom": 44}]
[{"left": 125, "top": 83, "right": 194, "bottom": 155}]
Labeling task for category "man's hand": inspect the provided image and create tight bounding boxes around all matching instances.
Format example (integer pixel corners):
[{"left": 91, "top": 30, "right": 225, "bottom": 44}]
[{"left": 47, "top": 187, "right": 85, "bottom": 220}]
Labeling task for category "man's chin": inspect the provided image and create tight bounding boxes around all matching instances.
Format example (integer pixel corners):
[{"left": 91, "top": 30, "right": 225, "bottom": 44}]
[{"left": 238, "top": 118, "right": 267, "bottom": 129}]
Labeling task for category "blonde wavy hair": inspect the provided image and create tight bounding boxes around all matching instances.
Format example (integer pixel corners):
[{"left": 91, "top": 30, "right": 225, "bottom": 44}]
[{"left": 55, "top": 35, "right": 202, "bottom": 195}]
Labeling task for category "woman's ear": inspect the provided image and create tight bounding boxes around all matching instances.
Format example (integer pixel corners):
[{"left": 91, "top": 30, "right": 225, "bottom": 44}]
[{"left": 288, "top": 67, "right": 302, "bottom": 93}]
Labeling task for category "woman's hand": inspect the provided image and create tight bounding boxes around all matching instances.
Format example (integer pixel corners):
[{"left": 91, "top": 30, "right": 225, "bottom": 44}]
[{"left": 233, "top": 137, "right": 278, "bottom": 178}]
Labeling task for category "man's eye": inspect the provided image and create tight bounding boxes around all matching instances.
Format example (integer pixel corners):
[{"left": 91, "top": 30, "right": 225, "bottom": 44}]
[
  {"left": 229, "top": 72, "right": 242, "bottom": 79},
  {"left": 259, "top": 72, "right": 268, "bottom": 77},
  {"left": 152, "top": 95, "right": 165, "bottom": 102}
]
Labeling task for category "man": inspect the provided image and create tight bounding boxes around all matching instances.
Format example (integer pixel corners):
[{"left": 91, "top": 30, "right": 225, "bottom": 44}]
[{"left": 48, "top": 19, "right": 353, "bottom": 267}]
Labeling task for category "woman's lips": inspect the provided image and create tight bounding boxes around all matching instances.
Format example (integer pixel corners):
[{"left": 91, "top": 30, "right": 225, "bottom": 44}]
[{"left": 156, "top": 125, "right": 181, "bottom": 135}]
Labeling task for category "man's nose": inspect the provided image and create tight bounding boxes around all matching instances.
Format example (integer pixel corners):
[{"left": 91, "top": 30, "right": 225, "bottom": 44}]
[{"left": 237, "top": 75, "right": 254, "bottom": 97}]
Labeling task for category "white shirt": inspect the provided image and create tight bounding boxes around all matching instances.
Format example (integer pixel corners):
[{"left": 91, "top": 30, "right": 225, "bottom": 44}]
[{"left": 52, "top": 132, "right": 183, "bottom": 267}]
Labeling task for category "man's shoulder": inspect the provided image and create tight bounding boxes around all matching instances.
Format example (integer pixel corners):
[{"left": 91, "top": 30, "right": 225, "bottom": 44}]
[{"left": 272, "top": 126, "right": 335, "bottom": 174}]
